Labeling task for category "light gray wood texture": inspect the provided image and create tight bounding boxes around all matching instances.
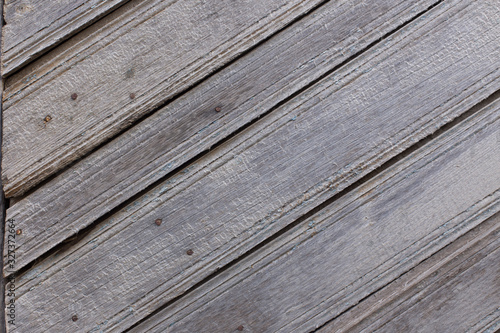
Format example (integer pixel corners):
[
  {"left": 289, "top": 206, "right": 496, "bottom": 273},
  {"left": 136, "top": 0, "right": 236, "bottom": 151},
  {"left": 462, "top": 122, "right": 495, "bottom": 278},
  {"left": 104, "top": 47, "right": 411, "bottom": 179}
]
[
  {"left": 324, "top": 212, "right": 500, "bottom": 333},
  {"left": 3, "top": 0, "right": 443, "bottom": 274},
  {"left": 7, "top": 1, "right": 500, "bottom": 331},
  {"left": 1, "top": 0, "right": 326, "bottom": 198},
  {"left": 130, "top": 92, "right": 500, "bottom": 333},
  {"left": 1, "top": 0, "right": 130, "bottom": 77},
  {"left": 0, "top": 3, "right": 6, "bottom": 328}
]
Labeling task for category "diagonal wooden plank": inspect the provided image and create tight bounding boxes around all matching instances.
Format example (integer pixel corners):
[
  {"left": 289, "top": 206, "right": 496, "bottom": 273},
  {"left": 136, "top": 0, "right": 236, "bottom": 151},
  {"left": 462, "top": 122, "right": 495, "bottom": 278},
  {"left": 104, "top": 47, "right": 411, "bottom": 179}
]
[
  {"left": 130, "top": 93, "right": 500, "bottom": 333},
  {"left": 1, "top": 0, "right": 131, "bottom": 78},
  {"left": 7, "top": 1, "right": 500, "bottom": 331},
  {"left": 323, "top": 212, "right": 500, "bottom": 333},
  {"left": 0, "top": 2, "right": 5, "bottom": 329},
  {"left": 1, "top": 0, "right": 327, "bottom": 198},
  {"left": 4, "top": 0, "right": 443, "bottom": 275}
]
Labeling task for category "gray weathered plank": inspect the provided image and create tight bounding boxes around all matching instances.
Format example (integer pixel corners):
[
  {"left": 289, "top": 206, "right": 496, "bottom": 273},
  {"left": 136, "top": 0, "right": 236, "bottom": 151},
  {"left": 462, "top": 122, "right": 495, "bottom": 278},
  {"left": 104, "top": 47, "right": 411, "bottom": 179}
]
[
  {"left": 7, "top": 1, "right": 500, "bottom": 331},
  {"left": 3, "top": 0, "right": 443, "bottom": 275},
  {"left": 130, "top": 93, "right": 500, "bottom": 333},
  {"left": 324, "top": 212, "right": 500, "bottom": 333},
  {"left": 1, "top": 0, "right": 130, "bottom": 78},
  {"left": 0, "top": 2, "right": 6, "bottom": 328},
  {"left": 1, "top": 0, "right": 326, "bottom": 197}
]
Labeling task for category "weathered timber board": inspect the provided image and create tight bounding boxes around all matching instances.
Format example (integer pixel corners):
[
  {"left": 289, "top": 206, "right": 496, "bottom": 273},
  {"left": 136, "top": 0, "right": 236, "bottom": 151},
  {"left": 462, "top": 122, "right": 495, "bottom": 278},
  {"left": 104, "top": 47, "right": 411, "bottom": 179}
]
[
  {"left": 1, "top": 0, "right": 326, "bottom": 197},
  {"left": 325, "top": 212, "right": 500, "bottom": 333},
  {"left": 4, "top": 0, "right": 443, "bottom": 274},
  {"left": 0, "top": 4, "right": 5, "bottom": 327},
  {"left": 130, "top": 93, "right": 500, "bottom": 333},
  {"left": 7, "top": 1, "right": 500, "bottom": 331},
  {"left": 1, "top": 0, "right": 131, "bottom": 77}
]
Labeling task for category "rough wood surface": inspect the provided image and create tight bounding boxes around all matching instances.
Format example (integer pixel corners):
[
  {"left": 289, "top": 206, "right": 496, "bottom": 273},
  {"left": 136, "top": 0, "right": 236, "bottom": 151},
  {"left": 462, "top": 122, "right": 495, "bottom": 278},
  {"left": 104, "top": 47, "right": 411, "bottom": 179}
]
[
  {"left": 323, "top": 212, "right": 500, "bottom": 333},
  {"left": 1, "top": 0, "right": 326, "bottom": 198},
  {"left": 7, "top": 1, "right": 500, "bottom": 332},
  {"left": 130, "top": 95, "right": 500, "bottom": 333},
  {"left": 3, "top": 0, "right": 443, "bottom": 274},
  {"left": 1, "top": 0, "right": 130, "bottom": 77},
  {"left": 0, "top": 3, "right": 5, "bottom": 326}
]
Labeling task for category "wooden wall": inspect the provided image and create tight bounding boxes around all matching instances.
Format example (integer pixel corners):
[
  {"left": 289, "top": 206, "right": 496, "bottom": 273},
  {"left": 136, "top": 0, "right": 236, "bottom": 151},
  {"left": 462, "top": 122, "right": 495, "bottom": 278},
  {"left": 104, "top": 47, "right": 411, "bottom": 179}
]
[{"left": 1, "top": 0, "right": 499, "bottom": 332}]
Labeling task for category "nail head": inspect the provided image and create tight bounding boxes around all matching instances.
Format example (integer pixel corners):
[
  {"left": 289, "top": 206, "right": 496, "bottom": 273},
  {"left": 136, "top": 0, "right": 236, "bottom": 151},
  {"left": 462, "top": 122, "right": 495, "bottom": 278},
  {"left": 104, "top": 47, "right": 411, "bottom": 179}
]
[
  {"left": 71, "top": 93, "right": 78, "bottom": 100},
  {"left": 215, "top": 107, "right": 221, "bottom": 112},
  {"left": 72, "top": 315, "right": 78, "bottom": 322},
  {"left": 16, "top": 229, "right": 22, "bottom": 235},
  {"left": 237, "top": 325, "right": 244, "bottom": 331},
  {"left": 155, "top": 218, "right": 162, "bottom": 226},
  {"left": 129, "top": 93, "right": 136, "bottom": 99},
  {"left": 186, "top": 249, "right": 194, "bottom": 256},
  {"left": 44, "top": 115, "right": 52, "bottom": 122}
]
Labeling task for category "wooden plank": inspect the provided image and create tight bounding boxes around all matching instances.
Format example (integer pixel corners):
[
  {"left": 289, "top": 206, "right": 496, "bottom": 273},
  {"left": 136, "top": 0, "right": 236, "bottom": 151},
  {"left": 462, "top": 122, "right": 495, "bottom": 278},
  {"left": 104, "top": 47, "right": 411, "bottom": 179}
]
[
  {"left": 129, "top": 94, "right": 500, "bottom": 333},
  {"left": 324, "top": 212, "right": 500, "bottom": 333},
  {"left": 0, "top": 2, "right": 6, "bottom": 328},
  {"left": 1, "top": 0, "right": 131, "bottom": 78},
  {"left": 7, "top": 1, "right": 500, "bottom": 331},
  {"left": 3, "top": 0, "right": 444, "bottom": 274},
  {"left": 1, "top": 0, "right": 327, "bottom": 198}
]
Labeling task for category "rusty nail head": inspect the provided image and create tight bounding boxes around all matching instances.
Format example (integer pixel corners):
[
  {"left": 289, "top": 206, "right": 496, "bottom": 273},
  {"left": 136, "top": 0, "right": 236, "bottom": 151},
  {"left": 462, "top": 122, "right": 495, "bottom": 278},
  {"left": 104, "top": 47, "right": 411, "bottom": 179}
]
[
  {"left": 155, "top": 218, "right": 162, "bottom": 226},
  {"left": 130, "top": 93, "right": 136, "bottom": 99},
  {"left": 72, "top": 315, "right": 78, "bottom": 322},
  {"left": 44, "top": 115, "right": 52, "bottom": 122},
  {"left": 186, "top": 249, "right": 194, "bottom": 256},
  {"left": 16, "top": 229, "right": 22, "bottom": 235},
  {"left": 71, "top": 93, "right": 78, "bottom": 100},
  {"left": 237, "top": 325, "right": 244, "bottom": 331},
  {"left": 215, "top": 107, "right": 221, "bottom": 112}
]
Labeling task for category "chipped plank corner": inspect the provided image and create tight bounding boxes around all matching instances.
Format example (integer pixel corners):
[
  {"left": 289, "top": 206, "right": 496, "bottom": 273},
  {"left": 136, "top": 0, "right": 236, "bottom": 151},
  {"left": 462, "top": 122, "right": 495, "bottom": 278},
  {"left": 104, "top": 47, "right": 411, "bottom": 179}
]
[{"left": 1, "top": 0, "right": 500, "bottom": 332}]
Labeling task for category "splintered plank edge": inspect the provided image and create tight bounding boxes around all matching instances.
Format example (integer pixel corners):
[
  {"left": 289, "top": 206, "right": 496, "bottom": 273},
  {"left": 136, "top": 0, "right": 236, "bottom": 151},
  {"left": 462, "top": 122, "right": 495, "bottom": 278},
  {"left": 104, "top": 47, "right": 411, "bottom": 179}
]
[
  {"left": 1, "top": 0, "right": 326, "bottom": 197},
  {"left": 130, "top": 95, "right": 500, "bottom": 333},
  {"left": 4, "top": 0, "right": 441, "bottom": 273},
  {"left": 1, "top": 0, "right": 131, "bottom": 77},
  {"left": 7, "top": 1, "right": 500, "bottom": 332},
  {"left": 322, "top": 212, "right": 500, "bottom": 333}
]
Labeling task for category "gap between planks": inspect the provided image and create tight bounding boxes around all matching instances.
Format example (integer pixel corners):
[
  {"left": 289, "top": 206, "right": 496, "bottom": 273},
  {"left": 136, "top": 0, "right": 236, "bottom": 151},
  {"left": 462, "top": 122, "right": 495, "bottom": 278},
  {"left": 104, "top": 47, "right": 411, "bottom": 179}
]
[
  {"left": 4, "top": 0, "right": 445, "bottom": 275},
  {"left": 128, "top": 91, "right": 500, "bottom": 333},
  {"left": 316, "top": 212, "right": 500, "bottom": 333},
  {"left": 127, "top": 87, "right": 500, "bottom": 333},
  {"left": 0, "top": 1, "right": 7, "bottom": 330},
  {"left": 1, "top": 0, "right": 330, "bottom": 198},
  {"left": 1, "top": 0, "right": 133, "bottom": 78},
  {"left": 6, "top": 1, "right": 500, "bottom": 331}
]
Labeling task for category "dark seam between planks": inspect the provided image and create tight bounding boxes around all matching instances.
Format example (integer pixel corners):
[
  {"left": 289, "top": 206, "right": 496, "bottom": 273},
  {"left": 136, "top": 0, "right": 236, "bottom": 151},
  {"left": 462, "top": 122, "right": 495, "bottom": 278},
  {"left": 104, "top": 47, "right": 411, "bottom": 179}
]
[
  {"left": 367, "top": 214, "right": 500, "bottom": 333},
  {"left": 7, "top": 0, "right": 447, "bottom": 279},
  {"left": 4, "top": 0, "right": 180, "bottom": 106},
  {"left": 309, "top": 92, "right": 500, "bottom": 333},
  {"left": 1, "top": 0, "right": 7, "bottom": 330},
  {"left": 326, "top": 210, "right": 500, "bottom": 333},
  {"left": 9, "top": 0, "right": 497, "bottom": 328},
  {"left": 8, "top": 0, "right": 442, "bottom": 262},
  {"left": 0, "top": 97, "right": 5, "bottom": 333},
  {"left": 13, "top": 0, "right": 334, "bottom": 202},
  {"left": 1, "top": 0, "right": 135, "bottom": 79},
  {"left": 378, "top": 239, "right": 500, "bottom": 333},
  {"left": 5, "top": 0, "right": 444, "bottom": 281},
  {"left": 3, "top": 1, "right": 93, "bottom": 54},
  {"left": 3, "top": 0, "right": 113, "bottom": 54},
  {"left": 124, "top": 82, "right": 500, "bottom": 333},
  {"left": 3, "top": 0, "right": 320, "bottom": 199}
]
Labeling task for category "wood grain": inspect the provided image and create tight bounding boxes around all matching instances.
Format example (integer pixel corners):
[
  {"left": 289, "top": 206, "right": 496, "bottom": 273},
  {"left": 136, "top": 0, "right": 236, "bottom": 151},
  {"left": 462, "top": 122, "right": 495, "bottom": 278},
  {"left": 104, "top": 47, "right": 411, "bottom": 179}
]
[
  {"left": 130, "top": 93, "right": 500, "bottom": 333},
  {"left": 7, "top": 1, "right": 500, "bottom": 332},
  {"left": 0, "top": 3, "right": 5, "bottom": 327},
  {"left": 3, "top": 0, "right": 443, "bottom": 275},
  {"left": 1, "top": 0, "right": 326, "bottom": 197},
  {"left": 1, "top": 0, "right": 130, "bottom": 78},
  {"left": 324, "top": 212, "right": 500, "bottom": 333}
]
